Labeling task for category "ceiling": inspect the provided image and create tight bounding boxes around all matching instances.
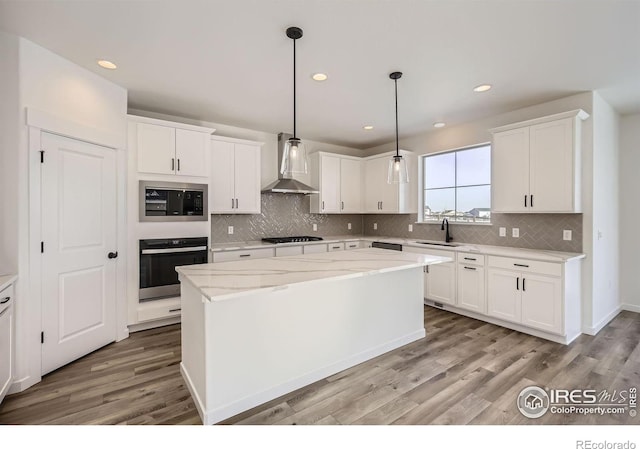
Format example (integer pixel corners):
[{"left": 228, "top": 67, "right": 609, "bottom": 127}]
[{"left": 1, "top": 0, "right": 639, "bottom": 149}]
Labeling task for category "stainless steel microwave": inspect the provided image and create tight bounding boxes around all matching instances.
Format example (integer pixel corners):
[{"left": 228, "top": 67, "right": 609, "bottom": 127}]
[{"left": 139, "top": 181, "right": 208, "bottom": 222}]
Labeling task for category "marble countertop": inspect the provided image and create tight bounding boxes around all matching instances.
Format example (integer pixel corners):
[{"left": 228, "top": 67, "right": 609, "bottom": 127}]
[
  {"left": 0, "top": 274, "right": 17, "bottom": 292},
  {"left": 177, "top": 248, "right": 451, "bottom": 302},
  {"left": 211, "top": 235, "right": 584, "bottom": 262}
]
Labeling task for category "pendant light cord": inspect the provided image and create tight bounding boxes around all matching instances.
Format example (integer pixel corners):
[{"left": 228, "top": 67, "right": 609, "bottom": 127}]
[
  {"left": 394, "top": 78, "right": 399, "bottom": 157},
  {"left": 293, "top": 37, "right": 297, "bottom": 139}
]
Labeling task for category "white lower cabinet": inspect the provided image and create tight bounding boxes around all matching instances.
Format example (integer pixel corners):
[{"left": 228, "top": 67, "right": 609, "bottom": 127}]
[
  {"left": 0, "top": 283, "right": 14, "bottom": 404},
  {"left": 327, "top": 242, "right": 345, "bottom": 252},
  {"left": 457, "top": 254, "right": 486, "bottom": 314},
  {"left": 275, "top": 246, "right": 303, "bottom": 257},
  {"left": 487, "top": 256, "right": 563, "bottom": 335},
  {"left": 212, "top": 248, "right": 275, "bottom": 262},
  {"left": 303, "top": 244, "right": 328, "bottom": 254},
  {"left": 403, "top": 247, "right": 456, "bottom": 306},
  {"left": 345, "top": 241, "right": 362, "bottom": 250}
]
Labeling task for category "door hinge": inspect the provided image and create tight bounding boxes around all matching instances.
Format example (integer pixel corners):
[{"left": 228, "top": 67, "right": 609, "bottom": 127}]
[
  {"left": 41, "top": 332, "right": 44, "bottom": 344},
  {"left": 41, "top": 241, "right": 44, "bottom": 253},
  {"left": 40, "top": 150, "right": 44, "bottom": 163}
]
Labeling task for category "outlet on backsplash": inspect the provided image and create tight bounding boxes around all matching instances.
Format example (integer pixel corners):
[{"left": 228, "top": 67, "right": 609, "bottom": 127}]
[
  {"left": 227, "top": 226, "right": 234, "bottom": 235},
  {"left": 499, "top": 227, "right": 506, "bottom": 237},
  {"left": 348, "top": 223, "right": 352, "bottom": 230},
  {"left": 512, "top": 228, "right": 519, "bottom": 238},
  {"left": 373, "top": 223, "right": 377, "bottom": 230},
  {"left": 563, "top": 230, "right": 572, "bottom": 241},
  {"left": 408, "top": 224, "right": 413, "bottom": 232},
  {"left": 313, "top": 224, "right": 318, "bottom": 231}
]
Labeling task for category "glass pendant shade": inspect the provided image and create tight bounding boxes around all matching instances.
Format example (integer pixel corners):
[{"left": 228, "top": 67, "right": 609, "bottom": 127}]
[
  {"left": 387, "top": 154, "right": 409, "bottom": 184},
  {"left": 280, "top": 137, "right": 309, "bottom": 176}
]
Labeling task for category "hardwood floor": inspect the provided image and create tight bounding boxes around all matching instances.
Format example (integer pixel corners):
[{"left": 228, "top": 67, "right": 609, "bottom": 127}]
[{"left": 1, "top": 307, "right": 639, "bottom": 425}]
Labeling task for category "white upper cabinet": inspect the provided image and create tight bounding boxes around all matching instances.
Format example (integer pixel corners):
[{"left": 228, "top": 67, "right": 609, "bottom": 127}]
[
  {"left": 491, "top": 110, "right": 588, "bottom": 213},
  {"left": 210, "top": 136, "right": 262, "bottom": 214},
  {"left": 310, "top": 153, "right": 362, "bottom": 214},
  {"left": 132, "top": 116, "right": 214, "bottom": 177},
  {"left": 363, "top": 151, "right": 417, "bottom": 214}
]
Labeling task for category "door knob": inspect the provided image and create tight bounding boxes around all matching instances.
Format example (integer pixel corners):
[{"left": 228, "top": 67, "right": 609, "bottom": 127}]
[{"left": 108, "top": 252, "right": 118, "bottom": 259}]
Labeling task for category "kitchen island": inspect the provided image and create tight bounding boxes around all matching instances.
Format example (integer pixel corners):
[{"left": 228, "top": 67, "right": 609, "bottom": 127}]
[{"left": 176, "top": 248, "right": 450, "bottom": 425}]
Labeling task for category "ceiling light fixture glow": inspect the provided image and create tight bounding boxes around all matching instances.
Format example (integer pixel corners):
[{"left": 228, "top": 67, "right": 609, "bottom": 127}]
[
  {"left": 312, "top": 73, "right": 328, "bottom": 81},
  {"left": 473, "top": 84, "right": 492, "bottom": 92},
  {"left": 97, "top": 60, "right": 117, "bottom": 70},
  {"left": 363, "top": 125, "right": 374, "bottom": 130},
  {"left": 433, "top": 122, "right": 446, "bottom": 128}
]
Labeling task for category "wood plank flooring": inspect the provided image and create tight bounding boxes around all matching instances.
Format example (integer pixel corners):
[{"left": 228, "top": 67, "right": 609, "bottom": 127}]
[{"left": 1, "top": 307, "right": 639, "bottom": 425}]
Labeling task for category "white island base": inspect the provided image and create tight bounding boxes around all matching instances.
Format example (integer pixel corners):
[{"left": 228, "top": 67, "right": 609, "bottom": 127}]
[{"left": 179, "top": 257, "right": 428, "bottom": 425}]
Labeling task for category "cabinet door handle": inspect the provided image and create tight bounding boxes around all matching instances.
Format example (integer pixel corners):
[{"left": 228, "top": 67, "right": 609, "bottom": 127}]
[
  {"left": 235, "top": 198, "right": 239, "bottom": 209},
  {"left": 464, "top": 266, "right": 477, "bottom": 271},
  {"left": 513, "top": 263, "right": 529, "bottom": 268},
  {"left": 523, "top": 278, "right": 526, "bottom": 291},
  {"left": 169, "top": 308, "right": 181, "bottom": 313},
  {"left": 425, "top": 266, "right": 429, "bottom": 274},
  {"left": 239, "top": 254, "right": 251, "bottom": 258},
  {"left": 530, "top": 195, "right": 533, "bottom": 207},
  {"left": 516, "top": 277, "right": 520, "bottom": 290},
  {"left": 341, "top": 201, "right": 344, "bottom": 210},
  {"left": 524, "top": 195, "right": 527, "bottom": 207},
  {"left": 322, "top": 201, "right": 325, "bottom": 210},
  {"left": 463, "top": 257, "right": 476, "bottom": 261},
  {"left": 380, "top": 201, "right": 383, "bottom": 210},
  {"left": 231, "top": 198, "right": 235, "bottom": 209},
  {"left": 171, "top": 158, "right": 175, "bottom": 171},
  {"left": 0, "top": 297, "right": 10, "bottom": 304},
  {"left": 177, "top": 159, "right": 180, "bottom": 171}
]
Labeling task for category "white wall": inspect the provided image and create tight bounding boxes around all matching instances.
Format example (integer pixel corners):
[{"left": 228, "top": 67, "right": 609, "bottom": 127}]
[
  {"left": 589, "top": 93, "right": 620, "bottom": 328},
  {"left": 619, "top": 113, "right": 640, "bottom": 312},
  {"left": 127, "top": 108, "right": 363, "bottom": 188},
  {"left": 0, "top": 32, "right": 20, "bottom": 275},
  {"left": 8, "top": 37, "right": 128, "bottom": 392}
]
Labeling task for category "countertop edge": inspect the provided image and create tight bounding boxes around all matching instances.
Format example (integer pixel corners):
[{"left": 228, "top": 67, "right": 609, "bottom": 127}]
[{"left": 0, "top": 274, "right": 18, "bottom": 292}]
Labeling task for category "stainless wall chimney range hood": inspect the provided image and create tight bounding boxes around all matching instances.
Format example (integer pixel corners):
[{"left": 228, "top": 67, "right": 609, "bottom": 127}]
[{"left": 261, "top": 133, "right": 319, "bottom": 194}]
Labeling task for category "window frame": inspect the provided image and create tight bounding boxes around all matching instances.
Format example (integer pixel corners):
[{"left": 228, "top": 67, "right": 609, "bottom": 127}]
[{"left": 417, "top": 142, "right": 492, "bottom": 225}]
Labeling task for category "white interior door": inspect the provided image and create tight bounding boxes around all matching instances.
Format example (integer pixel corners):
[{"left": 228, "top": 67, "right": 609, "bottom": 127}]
[{"left": 41, "top": 132, "right": 118, "bottom": 375}]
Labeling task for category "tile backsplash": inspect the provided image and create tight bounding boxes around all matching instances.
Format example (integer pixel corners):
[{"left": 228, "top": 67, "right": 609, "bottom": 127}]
[
  {"left": 211, "top": 193, "right": 363, "bottom": 243},
  {"left": 363, "top": 213, "right": 583, "bottom": 253},
  {"left": 212, "top": 195, "right": 583, "bottom": 253}
]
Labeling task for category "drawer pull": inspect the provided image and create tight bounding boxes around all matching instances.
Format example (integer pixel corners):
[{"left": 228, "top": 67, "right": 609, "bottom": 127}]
[
  {"left": 348, "top": 245, "right": 357, "bottom": 248},
  {"left": 332, "top": 246, "right": 341, "bottom": 249},
  {"left": 513, "top": 263, "right": 529, "bottom": 268},
  {"left": 464, "top": 266, "right": 477, "bottom": 271},
  {"left": 463, "top": 257, "right": 476, "bottom": 261},
  {"left": 169, "top": 308, "right": 181, "bottom": 313},
  {"left": 0, "top": 296, "right": 10, "bottom": 304},
  {"left": 239, "top": 254, "right": 251, "bottom": 258}
]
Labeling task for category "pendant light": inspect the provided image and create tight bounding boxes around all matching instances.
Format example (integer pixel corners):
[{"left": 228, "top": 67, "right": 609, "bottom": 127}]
[
  {"left": 387, "top": 71, "right": 409, "bottom": 184},
  {"left": 280, "top": 26, "right": 309, "bottom": 176}
]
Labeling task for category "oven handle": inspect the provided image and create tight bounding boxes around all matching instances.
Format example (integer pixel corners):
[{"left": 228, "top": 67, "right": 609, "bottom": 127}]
[{"left": 141, "top": 246, "right": 208, "bottom": 255}]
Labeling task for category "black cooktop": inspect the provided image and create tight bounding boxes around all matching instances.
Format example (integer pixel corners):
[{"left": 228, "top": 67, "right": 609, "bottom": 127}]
[{"left": 262, "top": 236, "right": 324, "bottom": 244}]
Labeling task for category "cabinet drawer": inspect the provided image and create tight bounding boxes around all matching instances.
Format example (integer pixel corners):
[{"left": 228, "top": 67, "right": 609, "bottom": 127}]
[
  {"left": 487, "top": 255, "right": 561, "bottom": 277},
  {"left": 457, "top": 252, "right": 485, "bottom": 266},
  {"left": 303, "top": 244, "right": 327, "bottom": 254},
  {"left": 275, "top": 246, "right": 303, "bottom": 257},
  {"left": 328, "top": 242, "right": 345, "bottom": 252},
  {"left": 403, "top": 246, "right": 452, "bottom": 258},
  {"left": 345, "top": 241, "right": 361, "bottom": 250},
  {"left": 137, "top": 299, "right": 182, "bottom": 323},
  {"left": 213, "top": 248, "right": 275, "bottom": 262}
]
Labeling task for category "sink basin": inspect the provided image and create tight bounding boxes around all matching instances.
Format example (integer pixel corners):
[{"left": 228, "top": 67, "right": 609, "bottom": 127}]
[{"left": 414, "top": 241, "right": 458, "bottom": 247}]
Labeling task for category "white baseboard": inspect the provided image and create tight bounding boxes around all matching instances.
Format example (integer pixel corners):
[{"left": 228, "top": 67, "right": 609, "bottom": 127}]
[
  {"left": 622, "top": 303, "right": 640, "bottom": 313},
  {"left": 128, "top": 316, "right": 181, "bottom": 333},
  {"left": 180, "top": 363, "right": 205, "bottom": 424},
  {"left": 7, "top": 374, "right": 41, "bottom": 395},
  {"left": 582, "top": 306, "right": 621, "bottom": 336}
]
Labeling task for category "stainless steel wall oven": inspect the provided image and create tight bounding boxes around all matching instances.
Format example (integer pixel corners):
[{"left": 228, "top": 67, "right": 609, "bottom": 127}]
[{"left": 139, "top": 237, "right": 208, "bottom": 302}]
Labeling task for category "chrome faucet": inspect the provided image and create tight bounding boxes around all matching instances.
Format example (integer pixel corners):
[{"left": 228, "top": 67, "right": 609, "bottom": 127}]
[{"left": 441, "top": 218, "right": 452, "bottom": 243}]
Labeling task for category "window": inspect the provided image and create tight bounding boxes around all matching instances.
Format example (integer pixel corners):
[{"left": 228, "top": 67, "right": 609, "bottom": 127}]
[{"left": 421, "top": 144, "right": 491, "bottom": 223}]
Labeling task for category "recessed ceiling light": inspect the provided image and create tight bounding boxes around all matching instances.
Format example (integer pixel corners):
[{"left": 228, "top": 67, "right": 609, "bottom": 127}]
[
  {"left": 433, "top": 122, "right": 446, "bottom": 128},
  {"left": 97, "top": 60, "right": 117, "bottom": 70},
  {"left": 473, "top": 84, "right": 492, "bottom": 92},
  {"left": 363, "top": 125, "right": 374, "bottom": 130},
  {"left": 312, "top": 73, "right": 328, "bottom": 81}
]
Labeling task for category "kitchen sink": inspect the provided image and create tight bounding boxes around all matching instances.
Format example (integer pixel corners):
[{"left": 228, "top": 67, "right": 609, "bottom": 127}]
[{"left": 414, "top": 241, "right": 458, "bottom": 247}]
